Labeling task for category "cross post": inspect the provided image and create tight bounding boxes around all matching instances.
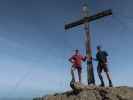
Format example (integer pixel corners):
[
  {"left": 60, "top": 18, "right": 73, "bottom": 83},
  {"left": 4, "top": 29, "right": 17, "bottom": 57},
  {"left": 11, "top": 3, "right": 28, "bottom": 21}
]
[{"left": 64, "top": 4, "right": 112, "bottom": 85}]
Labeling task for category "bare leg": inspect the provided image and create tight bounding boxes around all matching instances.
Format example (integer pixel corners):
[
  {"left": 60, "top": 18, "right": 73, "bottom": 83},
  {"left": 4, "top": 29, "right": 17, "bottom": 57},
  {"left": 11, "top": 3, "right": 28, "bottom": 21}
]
[
  {"left": 77, "top": 68, "right": 82, "bottom": 83},
  {"left": 98, "top": 72, "right": 105, "bottom": 86},
  {"left": 97, "top": 64, "right": 105, "bottom": 87},
  {"left": 106, "top": 72, "right": 113, "bottom": 87},
  {"left": 71, "top": 67, "right": 75, "bottom": 82},
  {"left": 104, "top": 63, "right": 113, "bottom": 87}
]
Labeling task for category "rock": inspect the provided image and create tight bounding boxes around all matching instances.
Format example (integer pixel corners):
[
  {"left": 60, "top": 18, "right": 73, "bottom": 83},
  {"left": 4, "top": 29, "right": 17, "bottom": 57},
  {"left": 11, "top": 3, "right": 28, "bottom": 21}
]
[
  {"left": 33, "top": 86, "right": 133, "bottom": 100},
  {"left": 70, "top": 81, "right": 96, "bottom": 91}
]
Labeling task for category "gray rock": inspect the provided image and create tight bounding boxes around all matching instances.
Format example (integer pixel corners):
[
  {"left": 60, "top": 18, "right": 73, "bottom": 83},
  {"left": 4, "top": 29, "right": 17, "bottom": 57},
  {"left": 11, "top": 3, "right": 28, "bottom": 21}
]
[{"left": 33, "top": 84, "right": 133, "bottom": 100}]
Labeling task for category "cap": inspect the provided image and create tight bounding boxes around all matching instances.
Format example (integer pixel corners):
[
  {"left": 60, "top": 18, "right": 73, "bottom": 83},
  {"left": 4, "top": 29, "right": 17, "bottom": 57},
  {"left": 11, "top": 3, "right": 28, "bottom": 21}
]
[{"left": 97, "top": 45, "right": 101, "bottom": 49}]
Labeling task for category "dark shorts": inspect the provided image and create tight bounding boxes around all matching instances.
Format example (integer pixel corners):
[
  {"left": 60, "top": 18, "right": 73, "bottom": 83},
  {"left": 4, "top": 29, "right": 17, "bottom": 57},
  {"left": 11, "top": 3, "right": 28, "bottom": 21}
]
[
  {"left": 97, "top": 62, "right": 109, "bottom": 73},
  {"left": 72, "top": 65, "right": 82, "bottom": 72}
]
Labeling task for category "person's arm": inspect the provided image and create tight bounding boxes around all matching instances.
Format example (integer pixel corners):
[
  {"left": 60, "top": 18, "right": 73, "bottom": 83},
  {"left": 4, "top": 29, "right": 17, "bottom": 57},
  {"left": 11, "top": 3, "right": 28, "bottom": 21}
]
[
  {"left": 103, "top": 51, "right": 108, "bottom": 63},
  {"left": 104, "top": 51, "right": 108, "bottom": 56},
  {"left": 92, "top": 57, "right": 98, "bottom": 61},
  {"left": 69, "top": 56, "right": 75, "bottom": 63},
  {"left": 83, "top": 56, "right": 87, "bottom": 62},
  {"left": 93, "top": 53, "right": 99, "bottom": 61},
  {"left": 69, "top": 57, "right": 72, "bottom": 63},
  {"left": 83, "top": 56, "right": 96, "bottom": 61}
]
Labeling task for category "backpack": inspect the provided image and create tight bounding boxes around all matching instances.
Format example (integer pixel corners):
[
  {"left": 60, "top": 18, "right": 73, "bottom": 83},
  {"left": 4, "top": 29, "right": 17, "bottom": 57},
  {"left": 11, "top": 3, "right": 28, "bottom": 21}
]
[{"left": 96, "top": 51, "right": 108, "bottom": 63}]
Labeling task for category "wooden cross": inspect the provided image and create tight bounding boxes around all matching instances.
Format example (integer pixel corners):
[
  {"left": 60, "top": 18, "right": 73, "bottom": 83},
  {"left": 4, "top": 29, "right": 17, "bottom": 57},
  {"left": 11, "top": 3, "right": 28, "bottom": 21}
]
[{"left": 64, "top": 4, "right": 112, "bottom": 85}]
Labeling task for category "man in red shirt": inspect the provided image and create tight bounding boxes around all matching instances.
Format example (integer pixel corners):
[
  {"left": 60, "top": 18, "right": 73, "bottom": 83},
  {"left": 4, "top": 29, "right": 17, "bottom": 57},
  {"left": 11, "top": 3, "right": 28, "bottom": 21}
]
[{"left": 69, "top": 49, "right": 86, "bottom": 83}]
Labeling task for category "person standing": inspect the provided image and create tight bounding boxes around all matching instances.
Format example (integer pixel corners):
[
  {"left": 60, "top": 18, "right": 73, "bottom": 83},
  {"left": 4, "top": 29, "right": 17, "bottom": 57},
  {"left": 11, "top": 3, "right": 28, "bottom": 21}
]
[
  {"left": 69, "top": 49, "right": 86, "bottom": 83},
  {"left": 94, "top": 46, "right": 113, "bottom": 87}
]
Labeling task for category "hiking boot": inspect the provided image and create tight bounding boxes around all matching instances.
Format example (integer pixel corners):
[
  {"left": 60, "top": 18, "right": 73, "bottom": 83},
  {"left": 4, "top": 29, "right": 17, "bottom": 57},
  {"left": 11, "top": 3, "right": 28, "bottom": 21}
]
[
  {"left": 99, "top": 83, "right": 105, "bottom": 87},
  {"left": 109, "top": 80, "right": 113, "bottom": 87},
  {"left": 70, "top": 79, "right": 75, "bottom": 89},
  {"left": 88, "top": 80, "right": 95, "bottom": 85},
  {"left": 109, "top": 82, "right": 113, "bottom": 87}
]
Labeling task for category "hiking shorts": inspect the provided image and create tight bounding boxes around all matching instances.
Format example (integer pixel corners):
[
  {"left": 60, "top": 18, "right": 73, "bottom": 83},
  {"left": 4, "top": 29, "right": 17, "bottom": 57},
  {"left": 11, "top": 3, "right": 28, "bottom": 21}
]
[
  {"left": 72, "top": 65, "right": 82, "bottom": 72},
  {"left": 97, "top": 62, "right": 109, "bottom": 73}
]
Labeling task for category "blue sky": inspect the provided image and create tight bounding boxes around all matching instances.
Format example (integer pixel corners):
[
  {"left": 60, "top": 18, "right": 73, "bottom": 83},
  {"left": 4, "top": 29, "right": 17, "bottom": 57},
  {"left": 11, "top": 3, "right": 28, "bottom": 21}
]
[{"left": 0, "top": 0, "right": 133, "bottom": 98}]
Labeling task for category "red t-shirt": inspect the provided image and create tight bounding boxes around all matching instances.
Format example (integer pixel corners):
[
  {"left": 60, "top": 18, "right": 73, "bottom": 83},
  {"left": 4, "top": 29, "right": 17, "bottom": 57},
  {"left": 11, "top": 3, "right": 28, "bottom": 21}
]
[{"left": 70, "top": 54, "right": 85, "bottom": 66}]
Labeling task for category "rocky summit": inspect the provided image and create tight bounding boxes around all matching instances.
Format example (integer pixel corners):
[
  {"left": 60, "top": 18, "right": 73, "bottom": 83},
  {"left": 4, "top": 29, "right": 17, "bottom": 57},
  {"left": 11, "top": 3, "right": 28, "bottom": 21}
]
[{"left": 33, "top": 83, "right": 133, "bottom": 100}]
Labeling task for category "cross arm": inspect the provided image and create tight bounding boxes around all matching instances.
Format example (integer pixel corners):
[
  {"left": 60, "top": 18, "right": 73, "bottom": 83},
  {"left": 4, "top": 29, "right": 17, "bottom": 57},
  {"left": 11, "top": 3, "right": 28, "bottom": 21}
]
[{"left": 64, "top": 9, "right": 112, "bottom": 30}]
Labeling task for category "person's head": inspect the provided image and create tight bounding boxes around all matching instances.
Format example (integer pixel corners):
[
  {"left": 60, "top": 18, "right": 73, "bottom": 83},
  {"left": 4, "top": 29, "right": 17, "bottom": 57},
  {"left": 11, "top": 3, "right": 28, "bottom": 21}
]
[
  {"left": 97, "top": 45, "right": 102, "bottom": 52},
  {"left": 75, "top": 49, "right": 79, "bottom": 55}
]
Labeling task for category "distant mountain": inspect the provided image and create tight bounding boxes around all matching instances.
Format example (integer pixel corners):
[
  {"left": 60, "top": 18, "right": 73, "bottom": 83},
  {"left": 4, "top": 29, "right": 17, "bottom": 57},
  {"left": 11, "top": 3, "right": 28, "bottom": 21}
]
[{"left": 0, "top": 98, "right": 31, "bottom": 100}]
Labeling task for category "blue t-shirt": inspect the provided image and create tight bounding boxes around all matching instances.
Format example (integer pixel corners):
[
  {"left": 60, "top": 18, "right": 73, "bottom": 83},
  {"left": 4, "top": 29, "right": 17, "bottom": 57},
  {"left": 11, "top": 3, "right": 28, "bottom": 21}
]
[{"left": 96, "top": 51, "right": 108, "bottom": 63}]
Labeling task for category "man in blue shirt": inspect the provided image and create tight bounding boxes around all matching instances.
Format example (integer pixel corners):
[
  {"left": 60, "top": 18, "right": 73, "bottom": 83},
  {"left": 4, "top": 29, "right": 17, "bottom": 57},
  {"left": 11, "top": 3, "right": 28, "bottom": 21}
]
[{"left": 94, "top": 46, "right": 113, "bottom": 87}]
